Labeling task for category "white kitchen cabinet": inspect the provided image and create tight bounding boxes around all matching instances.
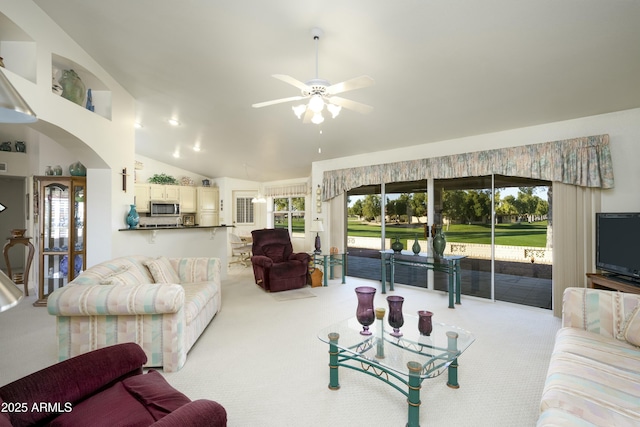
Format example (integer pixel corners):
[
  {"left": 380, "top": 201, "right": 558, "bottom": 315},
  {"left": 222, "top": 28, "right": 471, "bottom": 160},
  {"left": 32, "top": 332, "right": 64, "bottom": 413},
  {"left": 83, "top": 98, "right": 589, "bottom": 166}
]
[
  {"left": 196, "top": 187, "right": 219, "bottom": 226},
  {"left": 134, "top": 184, "right": 151, "bottom": 213},
  {"left": 180, "top": 186, "right": 197, "bottom": 213},
  {"left": 149, "top": 184, "right": 180, "bottom": 201}
]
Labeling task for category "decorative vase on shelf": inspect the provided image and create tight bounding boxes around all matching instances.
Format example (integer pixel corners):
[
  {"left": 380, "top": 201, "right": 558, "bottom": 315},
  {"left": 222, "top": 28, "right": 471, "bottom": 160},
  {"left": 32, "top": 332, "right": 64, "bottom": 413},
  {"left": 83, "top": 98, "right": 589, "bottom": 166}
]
[
  {"left": 412, "top": 236, "right": 421, "bottom": 255},
  {"left": 391, "top": 237, "right": 403, "bottom": 253},
  {"left": 433, "top": 225, "right": 446, "bottom": 258},
  {"left": 86, "top": 88, "right": 95, "bottom": 112},
  {"left": 418, "top": 310, "right": 433, "bottom": 336},
  {"left": 126, "top": 204, "right": 139, "bottom": 229},
  {"left": 59, "top": 69, "right": 86, "bottom": 106},
  {"left": 53, "top": 165, "right": 63, "bottom": 176},
  {"left": 387, "top": 295, "right": 404, "bottom": 337},
  {"left": 15, "top": 141, "right": 26, "bottom": 153},
  {"left": 355, "top": 286, "right": 376, "bottom": 335},
  {"left": 45, "top": 166, "right": 53, "bottom": 176},
  {"left": 69, "top": 161, "right": 87, "bottom": 176}
]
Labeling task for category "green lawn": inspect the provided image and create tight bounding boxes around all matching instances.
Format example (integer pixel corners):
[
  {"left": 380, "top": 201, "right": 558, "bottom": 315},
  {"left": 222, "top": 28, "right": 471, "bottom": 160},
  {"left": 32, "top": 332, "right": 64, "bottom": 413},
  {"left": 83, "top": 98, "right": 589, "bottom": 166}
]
[{"left": 348, "top": 219, "right": 548, "bottom": 248}]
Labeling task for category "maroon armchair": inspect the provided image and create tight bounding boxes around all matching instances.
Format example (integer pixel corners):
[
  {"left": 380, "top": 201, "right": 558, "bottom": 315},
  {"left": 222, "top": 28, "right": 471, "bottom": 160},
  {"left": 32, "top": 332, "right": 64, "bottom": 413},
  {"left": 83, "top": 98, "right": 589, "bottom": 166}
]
[
  {"left": 0, "top": 343, "right": 226, "bottom": 427},
  {"left": 251, "top": 229, "right": 310, "bottom": 292}
]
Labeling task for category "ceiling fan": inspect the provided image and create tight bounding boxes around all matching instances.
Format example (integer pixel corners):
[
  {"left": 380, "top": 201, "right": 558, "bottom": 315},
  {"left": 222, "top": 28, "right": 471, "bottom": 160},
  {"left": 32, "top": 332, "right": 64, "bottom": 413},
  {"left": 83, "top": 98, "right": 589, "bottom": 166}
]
[{"left": 252, "top": 28, "right": 374, "bottom": 125}]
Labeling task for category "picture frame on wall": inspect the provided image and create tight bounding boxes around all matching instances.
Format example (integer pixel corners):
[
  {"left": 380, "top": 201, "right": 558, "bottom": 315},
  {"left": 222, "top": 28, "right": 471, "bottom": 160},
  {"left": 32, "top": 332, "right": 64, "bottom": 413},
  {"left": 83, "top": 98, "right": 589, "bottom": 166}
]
[{"left": 183, "top": 214, "right": 195, "bottom": 226}]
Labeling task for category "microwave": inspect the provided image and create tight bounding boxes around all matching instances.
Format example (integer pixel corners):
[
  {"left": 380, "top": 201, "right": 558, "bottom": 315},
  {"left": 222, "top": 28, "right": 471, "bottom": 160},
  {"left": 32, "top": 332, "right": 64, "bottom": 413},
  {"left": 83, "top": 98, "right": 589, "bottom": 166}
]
[{"left": 149, "top": 201, "right": 180, "bottom": 216}]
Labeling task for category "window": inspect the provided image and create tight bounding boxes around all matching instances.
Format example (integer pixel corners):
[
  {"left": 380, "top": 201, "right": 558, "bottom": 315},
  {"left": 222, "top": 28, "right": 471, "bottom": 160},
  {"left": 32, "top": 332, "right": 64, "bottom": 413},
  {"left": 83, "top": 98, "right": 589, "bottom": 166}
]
[
  {"left": 236, "top": 197, "right": 254, "bottom": 224},
  {"left": 273, "top": 196, "right": 305, "bottom": 237}
]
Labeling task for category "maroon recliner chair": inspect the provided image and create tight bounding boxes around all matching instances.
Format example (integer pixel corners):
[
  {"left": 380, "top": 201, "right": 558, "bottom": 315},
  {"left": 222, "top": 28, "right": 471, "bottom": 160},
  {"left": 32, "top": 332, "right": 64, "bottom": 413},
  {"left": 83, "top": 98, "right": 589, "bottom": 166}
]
[{"left": 250, "top": 229, "right": 310, "bottom": 292}]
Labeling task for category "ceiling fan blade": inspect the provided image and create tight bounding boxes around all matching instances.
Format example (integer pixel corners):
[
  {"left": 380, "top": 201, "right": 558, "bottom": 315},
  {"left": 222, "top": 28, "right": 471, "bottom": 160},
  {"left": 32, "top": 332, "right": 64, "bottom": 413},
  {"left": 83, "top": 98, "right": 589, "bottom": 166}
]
[
  {"left": 326, "top": 75, "right": 375, "bottom": 95},
  {"left": 302, "top": 107, "right": 314, "bottom": 124},
  {"left": 328, "top": 96, "right": 373, "bottom": 114},
  {"left": 272, "top": 74, "right": 310, "bottom": 92},
  {"left": 252, "top": 96, "right": 306, "bottom": 109}
]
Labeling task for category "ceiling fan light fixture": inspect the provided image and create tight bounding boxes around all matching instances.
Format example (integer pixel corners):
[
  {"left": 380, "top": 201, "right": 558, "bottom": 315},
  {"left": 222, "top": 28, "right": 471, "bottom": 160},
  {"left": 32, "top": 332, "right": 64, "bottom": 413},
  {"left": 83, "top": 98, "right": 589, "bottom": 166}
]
[
  {"left": 292, "top": 104, "right": 306, "bottom": 119},
  {"left": 308, "top": 95, "right": 324, "bottom": 113},
  {"left": 327, "top": 103, "right": 341, "bottom": 118},
  {"left": 311, "top": 112, "right": 324, "bottom": 125}
]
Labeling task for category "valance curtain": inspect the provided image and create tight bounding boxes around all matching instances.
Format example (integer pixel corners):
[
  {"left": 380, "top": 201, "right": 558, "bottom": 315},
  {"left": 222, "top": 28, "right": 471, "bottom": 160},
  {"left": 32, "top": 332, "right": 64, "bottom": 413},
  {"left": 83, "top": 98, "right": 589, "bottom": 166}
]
[
  {"left": 264, "top": 182, "right": 308, "bottom": 198},
  {"left": 321, "top": 134, "right": 613, "bottom": 200}
]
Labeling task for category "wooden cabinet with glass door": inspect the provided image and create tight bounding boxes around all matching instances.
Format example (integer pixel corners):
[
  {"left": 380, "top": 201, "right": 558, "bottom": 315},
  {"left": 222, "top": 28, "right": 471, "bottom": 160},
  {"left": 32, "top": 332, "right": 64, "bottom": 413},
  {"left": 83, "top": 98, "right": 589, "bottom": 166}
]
[{"left": 34, "top": 176, "right": 86, "bottom": 306}]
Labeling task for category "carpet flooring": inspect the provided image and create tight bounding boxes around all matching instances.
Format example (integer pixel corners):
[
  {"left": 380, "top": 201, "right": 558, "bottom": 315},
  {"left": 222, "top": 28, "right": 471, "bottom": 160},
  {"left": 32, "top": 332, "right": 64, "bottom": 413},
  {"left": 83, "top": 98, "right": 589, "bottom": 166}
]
[{"left": 0, "top": 268, "right": 561, "bottom": 426}]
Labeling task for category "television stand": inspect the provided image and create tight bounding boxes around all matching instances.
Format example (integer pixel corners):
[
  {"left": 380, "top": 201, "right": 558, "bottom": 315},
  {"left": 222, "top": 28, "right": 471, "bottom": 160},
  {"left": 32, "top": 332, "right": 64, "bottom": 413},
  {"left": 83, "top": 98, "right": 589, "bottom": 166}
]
[{"left": 586, "top": 273, "right": 640, "bottom": 294}]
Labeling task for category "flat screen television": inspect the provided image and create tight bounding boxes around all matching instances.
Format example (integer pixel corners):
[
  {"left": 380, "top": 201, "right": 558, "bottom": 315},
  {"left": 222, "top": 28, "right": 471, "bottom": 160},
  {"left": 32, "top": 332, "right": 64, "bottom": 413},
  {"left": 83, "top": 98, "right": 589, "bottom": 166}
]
[{"left": 595, "top": 212, "right": 640, "bottom": 281}]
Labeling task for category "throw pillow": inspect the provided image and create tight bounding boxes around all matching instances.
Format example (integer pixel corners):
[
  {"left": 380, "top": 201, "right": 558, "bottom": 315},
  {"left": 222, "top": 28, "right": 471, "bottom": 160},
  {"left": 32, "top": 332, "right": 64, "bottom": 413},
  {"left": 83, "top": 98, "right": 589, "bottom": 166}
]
[
  {"left": 100, "top": 265, "right": 150, "bottom": 286},
  {"left": 623, "top": 305, "right": 640, "bottom": 347},
  {"left": 144, "top": 256, "right": 181, "bottom": 284}
]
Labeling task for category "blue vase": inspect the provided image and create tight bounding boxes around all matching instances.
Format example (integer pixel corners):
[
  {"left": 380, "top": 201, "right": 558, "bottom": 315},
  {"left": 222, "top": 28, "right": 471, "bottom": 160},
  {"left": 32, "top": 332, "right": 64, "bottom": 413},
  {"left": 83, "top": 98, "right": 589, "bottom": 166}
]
[{"left": 126, "top": 204, "right": 139, "bottom": 229}]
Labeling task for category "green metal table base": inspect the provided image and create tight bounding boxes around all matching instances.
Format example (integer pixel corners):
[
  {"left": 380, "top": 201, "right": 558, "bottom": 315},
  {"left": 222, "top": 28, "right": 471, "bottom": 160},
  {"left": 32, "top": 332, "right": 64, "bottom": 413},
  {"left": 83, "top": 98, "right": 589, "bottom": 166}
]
[
  {"left": 380, "top": 252, "right": 464, "bottom": 309},
  {"left": 313, "top": 253, "right": 347, "bottom": 287},
  {"left": 326, "top": 332, "right": 463, "bottom": 427}
]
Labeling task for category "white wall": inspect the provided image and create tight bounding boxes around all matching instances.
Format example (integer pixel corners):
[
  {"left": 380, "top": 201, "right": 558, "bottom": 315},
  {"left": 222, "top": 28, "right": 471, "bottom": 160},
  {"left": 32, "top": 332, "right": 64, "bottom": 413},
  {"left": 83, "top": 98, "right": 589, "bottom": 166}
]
[
  {"left": 1, "top": 0, "right": 136, "bottom": 267},
  {"left": 311, "top": 108, "right": 640, "bottom": 250}
]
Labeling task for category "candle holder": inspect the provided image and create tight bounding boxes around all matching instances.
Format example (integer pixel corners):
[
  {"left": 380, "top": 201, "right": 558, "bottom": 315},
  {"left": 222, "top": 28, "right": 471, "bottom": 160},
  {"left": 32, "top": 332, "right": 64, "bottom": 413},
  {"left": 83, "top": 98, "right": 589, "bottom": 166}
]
[
  {"left": 418, "top": 310, "right": 433, "bottom": 336},
  {"left": 375, "top": 307, "right": 386, "bottom": 359},
  {"left": 387, "top": 295, "right": 404, "bottom": 337},
  {"left": 355, "top": 286, "right": 376, "bottom": 335}
]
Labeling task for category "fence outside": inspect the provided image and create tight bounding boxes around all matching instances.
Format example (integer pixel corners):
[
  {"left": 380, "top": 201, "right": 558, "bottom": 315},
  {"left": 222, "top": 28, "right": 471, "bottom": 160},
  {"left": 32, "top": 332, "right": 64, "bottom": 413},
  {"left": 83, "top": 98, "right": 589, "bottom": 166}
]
[{"left": 346, "top": 235, "right": 552, "bottom": 264}]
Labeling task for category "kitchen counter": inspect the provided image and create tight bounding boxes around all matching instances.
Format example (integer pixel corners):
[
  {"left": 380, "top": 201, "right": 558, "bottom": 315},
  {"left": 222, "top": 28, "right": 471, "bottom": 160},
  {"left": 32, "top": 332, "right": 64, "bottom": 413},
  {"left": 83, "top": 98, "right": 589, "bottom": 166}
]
[{"left": 118, "top": 224, "right": 233, "bottom": 231}]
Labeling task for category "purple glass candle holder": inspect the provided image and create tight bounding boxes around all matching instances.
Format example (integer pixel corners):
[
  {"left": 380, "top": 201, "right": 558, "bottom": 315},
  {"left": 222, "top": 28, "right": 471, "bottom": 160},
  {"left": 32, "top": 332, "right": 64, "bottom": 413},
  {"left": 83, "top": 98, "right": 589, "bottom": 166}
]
[
  {"left": 386, "top": 295, "right": 404, "bottom": 337},
  {"left": 355, "top": 286, "right": 376, "bottom": 335},
  {"left": 418, "top": 310, "right": 433, "bottom": 336}
]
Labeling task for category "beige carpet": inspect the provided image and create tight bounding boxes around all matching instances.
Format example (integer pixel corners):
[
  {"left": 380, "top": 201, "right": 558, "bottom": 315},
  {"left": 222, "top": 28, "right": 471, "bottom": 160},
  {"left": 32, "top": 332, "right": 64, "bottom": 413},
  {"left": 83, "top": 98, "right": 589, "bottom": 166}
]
[
  {"left": 271, "top": 287, "right": 317, "bottom": 302},
  {"left": 0, "top": 269, "right": 561, "bottom": 426}
]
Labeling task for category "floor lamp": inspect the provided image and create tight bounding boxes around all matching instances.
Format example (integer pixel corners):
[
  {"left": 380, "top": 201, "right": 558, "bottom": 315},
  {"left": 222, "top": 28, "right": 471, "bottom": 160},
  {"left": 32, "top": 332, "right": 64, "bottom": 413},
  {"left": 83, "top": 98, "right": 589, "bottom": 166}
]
[
  {"left": 310, "top": 219, "right": 324, "bottom": 254},
  {"left": 0, "top": 67, "right": 37, "bottom": 123},
  {"left": 0, "top": 270, "right": 23, "bottom": 313}
]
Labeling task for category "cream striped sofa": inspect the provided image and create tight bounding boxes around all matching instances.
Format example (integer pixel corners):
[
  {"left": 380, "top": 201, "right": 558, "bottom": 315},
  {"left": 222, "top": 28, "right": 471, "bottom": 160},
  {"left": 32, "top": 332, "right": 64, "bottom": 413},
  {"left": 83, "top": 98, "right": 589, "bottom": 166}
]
[
  {"left": 537, "top": 287, "right": 640, "bottom": 426},
  {"left": 47, "top": 255, "right": 222, "bottom": 372}
]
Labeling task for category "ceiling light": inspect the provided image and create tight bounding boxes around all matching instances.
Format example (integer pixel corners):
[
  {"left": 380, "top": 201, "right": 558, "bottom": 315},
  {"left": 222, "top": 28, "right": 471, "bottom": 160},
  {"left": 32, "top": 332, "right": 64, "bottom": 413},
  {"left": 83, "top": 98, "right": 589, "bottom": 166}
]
[
  {"left": 168, "top": 118, "right": 180, "bottom": 126},
  {"left": 0, "top": 68, "right": 37, "bottom": 123},
  {"left": 193, "top": 145, "right": 201, "bottom": 152},
  {"left": 308, "top": 95, "right": 324, "bottom": 113},
  {"left": 134, "top": 122, "right": 143, "bottom": 129},
  {"left": 311, "top": 112, "right": 324, "bottom": 125},
  {"left": 292, "top": 104, "right": 306, "bottom": 119},
  {"left": 172, "top": 150, "right": 180, "bottom": 158},
  {"left": 327, "top": 103, "right": 341, "bottom": 118}
]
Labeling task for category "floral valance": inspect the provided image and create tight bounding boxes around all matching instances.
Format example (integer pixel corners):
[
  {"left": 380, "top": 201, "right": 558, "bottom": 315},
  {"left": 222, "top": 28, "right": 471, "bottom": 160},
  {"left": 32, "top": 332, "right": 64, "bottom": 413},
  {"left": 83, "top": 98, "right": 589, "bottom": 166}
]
[
  {"left": 264, "top": 182, "right": 309, "bottom": 198},
  {"left": 322, "top": 134, "right": 613, "bottom": 200}
]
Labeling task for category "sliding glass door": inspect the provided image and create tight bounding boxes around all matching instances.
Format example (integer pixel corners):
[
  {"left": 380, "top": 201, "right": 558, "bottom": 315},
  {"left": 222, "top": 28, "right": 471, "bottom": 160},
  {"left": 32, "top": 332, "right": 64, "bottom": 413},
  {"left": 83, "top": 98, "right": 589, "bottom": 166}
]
[{"left": 346, "top": 175, "right": 552, "bottom": 309}]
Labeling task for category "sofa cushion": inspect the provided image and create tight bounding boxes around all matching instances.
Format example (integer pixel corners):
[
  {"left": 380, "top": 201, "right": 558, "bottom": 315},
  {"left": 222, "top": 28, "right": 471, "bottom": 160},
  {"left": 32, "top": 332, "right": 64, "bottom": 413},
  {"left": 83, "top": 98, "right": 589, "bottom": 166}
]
[
  {"left": 540, "top": 328, "right": 640, "bottom": 426},
  {"left": 100, "top": 265, "right": 151, "bottom": 286},
  {"left": 623, "top": 305, "right": 640, "bottom": 347},
  {"left": 122, "top": 369, "right": 191, "bottom": 420},
  {"left": 145, "top": 256, "right": 181, "bottom": 284},
  {"left": 263, "top": 244, "right": 286, "bottom": 263},
  {"left": 50, "top": 381, "right": 155, "bottom": 427},
  {"left": 182, "top": 281, "right": 217, "bottom": 325}
]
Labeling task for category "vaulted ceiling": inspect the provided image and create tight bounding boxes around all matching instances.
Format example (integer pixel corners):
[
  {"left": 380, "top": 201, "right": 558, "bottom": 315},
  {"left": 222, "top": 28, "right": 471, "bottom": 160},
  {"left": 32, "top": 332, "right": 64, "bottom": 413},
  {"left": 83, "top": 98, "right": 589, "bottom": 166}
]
[{"left": 34, "top": 0, "right": 640, "bottom": 182}]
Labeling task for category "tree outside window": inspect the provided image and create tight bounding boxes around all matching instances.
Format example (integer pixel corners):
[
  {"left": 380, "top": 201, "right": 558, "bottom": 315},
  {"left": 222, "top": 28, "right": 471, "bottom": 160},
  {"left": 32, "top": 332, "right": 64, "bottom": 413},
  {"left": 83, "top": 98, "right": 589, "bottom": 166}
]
[{"left": 273, "top": 197, "right": 305, "bottom": 237}]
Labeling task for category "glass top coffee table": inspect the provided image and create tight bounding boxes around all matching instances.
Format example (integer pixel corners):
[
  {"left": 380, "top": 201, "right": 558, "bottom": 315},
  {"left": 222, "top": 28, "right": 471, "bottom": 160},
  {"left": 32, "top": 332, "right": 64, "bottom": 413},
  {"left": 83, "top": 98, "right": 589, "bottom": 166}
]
[{"left": 318, "top": 313, "right": 475, "bottom": 427}]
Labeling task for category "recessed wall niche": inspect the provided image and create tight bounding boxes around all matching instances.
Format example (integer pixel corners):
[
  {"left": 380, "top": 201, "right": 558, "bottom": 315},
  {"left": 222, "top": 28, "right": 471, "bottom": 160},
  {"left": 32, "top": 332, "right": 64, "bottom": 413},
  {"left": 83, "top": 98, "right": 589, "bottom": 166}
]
[{"left": 52, "top": 53, "right": 112, "bottom": 120}]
